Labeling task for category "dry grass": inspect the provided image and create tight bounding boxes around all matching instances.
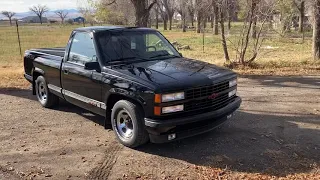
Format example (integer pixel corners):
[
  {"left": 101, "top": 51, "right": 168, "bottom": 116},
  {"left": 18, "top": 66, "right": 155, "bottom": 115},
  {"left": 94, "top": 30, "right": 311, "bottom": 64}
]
[
  {"left": 0, "top": 24, "right": 319, "bottom": 88},
  {"left": 0, "top": 67, "right": 29, "bottom": 89},
  {"left": 194, "top": 165, "right": 320, "bottom": 180}
]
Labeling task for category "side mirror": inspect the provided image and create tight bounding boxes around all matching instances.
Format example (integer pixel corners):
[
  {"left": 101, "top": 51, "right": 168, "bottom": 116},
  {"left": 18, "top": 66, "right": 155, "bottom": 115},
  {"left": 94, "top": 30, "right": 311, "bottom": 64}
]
[{"left": 85, "top": 61, "right": 100, "bottom": 72}]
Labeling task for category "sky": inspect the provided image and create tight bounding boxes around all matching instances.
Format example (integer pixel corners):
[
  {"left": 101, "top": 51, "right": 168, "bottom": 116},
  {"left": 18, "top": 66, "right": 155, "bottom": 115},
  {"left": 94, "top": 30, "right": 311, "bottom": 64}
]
[{"left": 0, "top": 0, "right": 79, "bottom": 13}]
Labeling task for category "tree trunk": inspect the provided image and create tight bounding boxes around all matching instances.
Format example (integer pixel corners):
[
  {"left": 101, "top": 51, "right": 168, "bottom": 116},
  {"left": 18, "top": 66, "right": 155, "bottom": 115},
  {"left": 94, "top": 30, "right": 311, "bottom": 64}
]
[
  {"left": 313, "top": 0, "right": 320, "bottom": 60},
  {"left": 203, "top": 17, "right": 207, "bottom": 29},
  {"left": 135, "top": 9, "right": 149, "bottom": 27},
  {"left": 252, "top": 16, "right": 257, "bottom": 39},
  {"left": 191, "top": 16, "right": 194, "bottom": 27},
  {"left": 197, "top": 13, "right": 202, "bottom": 33},
  {"left": 197, "top": 19, "right": 201, "bottom": 33},
  {"left": 220, "top": 9, "right": 230, "bottom": 63},
  {"left": 9, "top": 18, "right": 12, "bottom": 26},
  {"left": 210, "top": 15, "right": 214, "bottom": 28},
  {"left": 148, "top": 16, "right": 152, "bottom": 28},
  {"left": 182, "top": 16, "right": 186, "bottom": 32},
  {"left": 227, "top": 0, "right": 231, "bottom": 32},
  {"left": 228, "top": 15, "right": 231, "bottom": 31},
  {"left": 132, "top": 0, "right": 152, "bottom": 27},
  {"left": 155, "top": 8, "right": 159, "bottom": 29},
  {"left": 169, "top": 17, "right": 172, "bottom": 30},
  {"left": 240, "top": 0, "right": 257, "bottom": 65},
  {"left": 299, "top": 1, "right": 305, "bottom": 33},
  {"left": 39, "top": 16, "right": 42, "bottom": 24},
  {"left": 213, "top": 3, "right": 219, "bottom": 35},
  {"left": 163, "top": 18, "right": 168, "bottom": 30}
]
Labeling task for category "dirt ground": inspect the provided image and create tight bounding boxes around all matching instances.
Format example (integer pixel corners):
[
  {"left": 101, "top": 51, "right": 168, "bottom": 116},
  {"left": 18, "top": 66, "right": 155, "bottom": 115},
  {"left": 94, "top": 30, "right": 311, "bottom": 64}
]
[{"left": 0, "top": 75, "right": 319, "bottom": 179}]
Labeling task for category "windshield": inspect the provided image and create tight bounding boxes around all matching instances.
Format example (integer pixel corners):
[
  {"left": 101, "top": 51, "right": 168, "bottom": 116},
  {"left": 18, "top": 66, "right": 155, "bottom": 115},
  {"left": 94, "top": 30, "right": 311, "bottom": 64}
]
[{"left": 96, "top": 30, "right": 180, "bottom": 63}]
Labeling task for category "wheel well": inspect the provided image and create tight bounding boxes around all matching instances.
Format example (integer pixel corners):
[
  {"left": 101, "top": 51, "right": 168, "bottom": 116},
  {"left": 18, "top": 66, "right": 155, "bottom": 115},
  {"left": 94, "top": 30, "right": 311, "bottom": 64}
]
[
  {"left": 32, "top": 72, "right": 42, "bottom": 95},
  {"left": 106, "top": 94, "right": 145, "bottom": 123}
]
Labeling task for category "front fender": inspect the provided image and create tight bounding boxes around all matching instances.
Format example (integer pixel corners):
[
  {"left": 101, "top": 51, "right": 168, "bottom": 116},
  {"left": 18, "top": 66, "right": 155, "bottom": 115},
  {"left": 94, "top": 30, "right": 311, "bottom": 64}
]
[{"left": 106, "top": 88, "right": 146, "bottom": 106}]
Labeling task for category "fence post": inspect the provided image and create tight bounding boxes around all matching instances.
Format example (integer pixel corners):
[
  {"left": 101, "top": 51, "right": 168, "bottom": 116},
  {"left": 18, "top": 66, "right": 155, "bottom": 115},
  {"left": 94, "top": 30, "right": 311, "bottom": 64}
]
[
  {"left": 15, "top": 20, "right": 22, "bottom": 57},
  {"left": 202, "top": 27, "right": 205, "bottom": 53}
]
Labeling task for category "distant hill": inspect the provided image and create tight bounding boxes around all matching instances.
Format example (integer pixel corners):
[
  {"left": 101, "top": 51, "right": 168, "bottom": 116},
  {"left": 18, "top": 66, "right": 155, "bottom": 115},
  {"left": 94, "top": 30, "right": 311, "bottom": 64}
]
[{"left": 0, "top": 9, "right": 81, "bottom": 20}]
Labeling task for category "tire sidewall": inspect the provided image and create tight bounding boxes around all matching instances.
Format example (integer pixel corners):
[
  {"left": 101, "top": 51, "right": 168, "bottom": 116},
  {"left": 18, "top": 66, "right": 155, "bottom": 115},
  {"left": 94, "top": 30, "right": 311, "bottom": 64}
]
[
  {"left": 35, "top": 76, "right": 49, "bottom": 107},
  {"left": 111, "top": 101, "right": 142, "bottom": 147}
]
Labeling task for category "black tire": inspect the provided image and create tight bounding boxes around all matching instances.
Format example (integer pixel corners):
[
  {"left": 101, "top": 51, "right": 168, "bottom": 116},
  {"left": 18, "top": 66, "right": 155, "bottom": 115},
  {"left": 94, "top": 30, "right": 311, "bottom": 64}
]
[
  {"left": 111, "top": 100, "right": 149, "bottom": 148},
  {"left": 35, "top": 76, "right": 59, "bottom": 108}
]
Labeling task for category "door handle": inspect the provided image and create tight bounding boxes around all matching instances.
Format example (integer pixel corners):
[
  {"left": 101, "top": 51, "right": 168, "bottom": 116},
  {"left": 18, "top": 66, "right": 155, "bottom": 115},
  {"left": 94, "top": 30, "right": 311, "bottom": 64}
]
[{"left": 64, "top": 69, "right": 69, "bottom": 75}]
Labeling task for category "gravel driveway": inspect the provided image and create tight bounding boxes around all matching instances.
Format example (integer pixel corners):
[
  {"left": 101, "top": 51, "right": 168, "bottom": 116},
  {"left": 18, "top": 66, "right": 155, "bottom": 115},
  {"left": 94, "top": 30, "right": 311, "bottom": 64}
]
[{"left": 0, "top": 75, "right": 319, "bottom": 179}]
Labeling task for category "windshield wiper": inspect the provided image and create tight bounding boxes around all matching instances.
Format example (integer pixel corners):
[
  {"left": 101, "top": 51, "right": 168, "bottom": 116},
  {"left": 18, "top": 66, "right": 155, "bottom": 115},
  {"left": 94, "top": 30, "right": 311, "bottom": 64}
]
[
  {"left": 149, "top": 54, "right": 180, "bottom": 59},
  {"left": 108, "top": 56, "right": 149, "bottom": 64}
]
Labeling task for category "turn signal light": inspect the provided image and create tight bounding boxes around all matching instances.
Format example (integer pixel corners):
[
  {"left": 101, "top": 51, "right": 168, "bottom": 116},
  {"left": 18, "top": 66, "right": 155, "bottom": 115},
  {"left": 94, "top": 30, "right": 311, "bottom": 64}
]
[
  {"left": 154, "top": 94, "right": 161, "bottom": 103},
  {"left": 154, "top": 106, "right": 161, "bottom": 115}
]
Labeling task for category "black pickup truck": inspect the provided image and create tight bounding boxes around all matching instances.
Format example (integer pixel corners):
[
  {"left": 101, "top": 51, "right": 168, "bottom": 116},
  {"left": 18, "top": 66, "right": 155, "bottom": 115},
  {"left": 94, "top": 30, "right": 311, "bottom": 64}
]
[{"left": 24, "top": 26, "right": 241, "bottom": 148}]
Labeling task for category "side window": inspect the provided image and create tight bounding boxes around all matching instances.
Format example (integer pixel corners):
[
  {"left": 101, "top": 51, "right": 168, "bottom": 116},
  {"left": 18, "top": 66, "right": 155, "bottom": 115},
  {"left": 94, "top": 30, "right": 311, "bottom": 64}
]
[
  {"left": 145, "top": 34, "right": 173, "bottom": 55},
  {"left": 68, "top": 32, "right": 96, "bottom": 65}
]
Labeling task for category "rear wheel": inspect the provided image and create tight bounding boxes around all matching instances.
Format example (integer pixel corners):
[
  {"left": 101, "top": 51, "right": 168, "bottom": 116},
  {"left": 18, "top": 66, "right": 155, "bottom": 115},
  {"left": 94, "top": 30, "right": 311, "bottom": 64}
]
[
  {"left": 111, "top": 100, "right": 149, "bottom": 148},
  {"left": 35, "top": 76, "right": 59, "bottom": 108}
]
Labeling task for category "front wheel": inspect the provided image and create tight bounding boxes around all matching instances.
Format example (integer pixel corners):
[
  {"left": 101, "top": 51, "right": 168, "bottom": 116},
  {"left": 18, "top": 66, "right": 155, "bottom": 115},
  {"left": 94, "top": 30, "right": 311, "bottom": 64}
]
[
  {"left": 111, "top": 100, "right": 149, "bottom": 148},
  {"left": 35, "top": 76, "right": 59, "bottom": 108}
]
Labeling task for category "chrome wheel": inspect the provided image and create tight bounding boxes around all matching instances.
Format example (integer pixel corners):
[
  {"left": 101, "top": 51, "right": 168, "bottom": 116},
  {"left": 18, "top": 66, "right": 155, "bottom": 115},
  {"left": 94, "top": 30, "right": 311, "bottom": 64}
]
[
  {"left": 115, "top": 109, "right": 134, "bottom": 139},
  {"left": 37, "top": 81, "right": 47, "bottom": 104}
]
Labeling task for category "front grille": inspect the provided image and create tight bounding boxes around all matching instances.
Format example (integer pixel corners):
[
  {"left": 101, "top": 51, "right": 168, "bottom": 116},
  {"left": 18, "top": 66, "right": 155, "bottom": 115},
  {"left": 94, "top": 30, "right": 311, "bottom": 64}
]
[
  {"left": 185, "top": 94, "right": 235, "bottom": 111},
  {"left": 185, "top": 81, "right": 229, "bottom": 99},
  {"left": 184, "top": 80, "right": 235, "bottom": 112}
]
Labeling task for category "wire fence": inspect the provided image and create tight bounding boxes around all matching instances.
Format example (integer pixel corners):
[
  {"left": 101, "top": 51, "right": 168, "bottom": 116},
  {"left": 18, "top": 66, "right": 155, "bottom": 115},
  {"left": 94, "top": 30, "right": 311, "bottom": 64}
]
[
  {"left": 0, "top": 19, "right": 313, "bottom": 69},
  {"left": 0, "top": 20, "right": 200, "bottom": 64},
  {"left": 0, "top": 20, "right": 87, "bottom": 64}
]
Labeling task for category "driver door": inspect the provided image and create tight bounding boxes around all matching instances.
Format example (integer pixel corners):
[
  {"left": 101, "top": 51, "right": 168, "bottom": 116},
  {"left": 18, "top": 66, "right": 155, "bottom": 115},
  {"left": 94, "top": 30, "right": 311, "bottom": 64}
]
[{"left": 61, "top": 32, "right": 105, "bottom": 115}]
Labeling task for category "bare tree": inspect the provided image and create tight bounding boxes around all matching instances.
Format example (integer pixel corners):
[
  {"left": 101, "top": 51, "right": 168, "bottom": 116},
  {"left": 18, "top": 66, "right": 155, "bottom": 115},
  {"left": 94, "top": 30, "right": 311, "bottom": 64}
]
[
  {"left": 155, "top": 6, "right": 159, "bottom": 29},
  {"left": 158, "top": 2, "right": 169, "bottom": 30},
  {"left": 225, "top": 0, "right": 238, "bottom": 31},
  {"left": 251, "top": 9, "right": 258, "bottom": 38},
  {"left": 96, "top": 0, "right": 156, "bottom": 26},
  {"left": 131, "top": 0, "right": 157, "bottom": 27},
  {"left": 218, "top": 0, "right": 230, "bottom": 62},
  {"left": 187, "top": 0, "right": 196, "bottom": 26},
  {"left": 176, "top": 0, "right": 188, "bottom": 32},
  {"left": 55, "top": 10, "right": 69, "bottom": 24},
  {"left": 294, "top": 0, "right": 305, "bottom": 33},
  {"left": 196, "top": 0, "right": 203, "bottom": 33},
  {"left": 212, "top": 0, "right": 219, "bottom": 34},
  {"left": 217, "top": 0, "right": 276, "bottom": 66},
  {"left": 195, "top": 0, "right": 212, "bottom": 33},
  {"left": 29, "top": 5, "right": 49, "bottom": 24},
  {"left": 1, "top": 11, "right": 16, "bottom": 26},
  {"left": 97, "top": 0, "right": 135, "bottom": 25},
  {"left": 158, "top": 0, "right": 176, "bottom": 30},
  {"left": 78, "top": 0, "right": 96, "bottom": 25},
  {"left": 313, "top": 0, "right": 320, "bottom": 60}
]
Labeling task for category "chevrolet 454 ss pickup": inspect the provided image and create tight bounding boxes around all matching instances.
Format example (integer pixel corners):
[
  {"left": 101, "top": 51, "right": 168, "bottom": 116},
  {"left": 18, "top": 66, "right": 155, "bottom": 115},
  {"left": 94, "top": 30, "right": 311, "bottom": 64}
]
[{"left": 24, "top": 26, "right": 241, "bottom": 148}]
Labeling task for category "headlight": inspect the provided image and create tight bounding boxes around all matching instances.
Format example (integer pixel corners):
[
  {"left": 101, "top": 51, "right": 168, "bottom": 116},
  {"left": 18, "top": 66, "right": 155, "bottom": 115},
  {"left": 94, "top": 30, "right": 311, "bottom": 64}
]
[
  {"left": 229, "top": 79, "right": 237, "bottom": 87},
  {"left": 162, "top": 105, "right": 184, "bottom": 114},
  {"left": 155, "top": 92, "right": 185, "bottom": 103},
  {"left": 228, "top": 89, "right": 237, "bottom": 97}
]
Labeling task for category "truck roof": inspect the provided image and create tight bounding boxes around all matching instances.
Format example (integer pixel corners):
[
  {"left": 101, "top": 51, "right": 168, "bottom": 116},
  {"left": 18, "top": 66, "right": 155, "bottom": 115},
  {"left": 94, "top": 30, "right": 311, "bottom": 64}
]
[{"left": 74, "top": 26, "right": 155, "bottom": 32}]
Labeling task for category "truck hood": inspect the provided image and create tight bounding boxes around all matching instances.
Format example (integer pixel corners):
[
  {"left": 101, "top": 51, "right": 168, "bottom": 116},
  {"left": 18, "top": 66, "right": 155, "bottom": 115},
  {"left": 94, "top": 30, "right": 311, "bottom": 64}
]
[{"left": 111, "top": 58, "right": 236, "bottom": 91}]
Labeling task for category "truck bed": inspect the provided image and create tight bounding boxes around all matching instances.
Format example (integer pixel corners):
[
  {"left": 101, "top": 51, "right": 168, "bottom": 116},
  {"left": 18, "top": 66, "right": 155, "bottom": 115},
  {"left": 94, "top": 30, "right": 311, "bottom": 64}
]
[
  {"left": 24, "top": 47, "right": 65, "bottom": 82},
  {"left": 31, "top": 47, "right": 66, "bottom": 57}
]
